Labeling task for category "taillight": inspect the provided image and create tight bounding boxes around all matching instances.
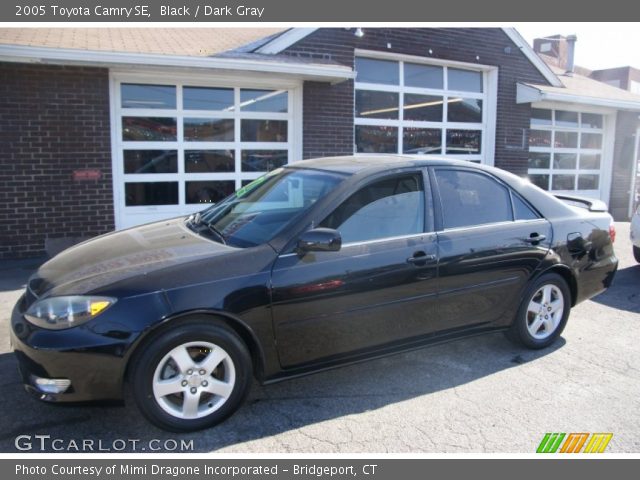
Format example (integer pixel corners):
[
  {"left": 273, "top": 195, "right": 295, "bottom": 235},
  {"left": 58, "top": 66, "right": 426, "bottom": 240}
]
[{"left": 609, "top": 222, "right": 616, "bottom": 243}]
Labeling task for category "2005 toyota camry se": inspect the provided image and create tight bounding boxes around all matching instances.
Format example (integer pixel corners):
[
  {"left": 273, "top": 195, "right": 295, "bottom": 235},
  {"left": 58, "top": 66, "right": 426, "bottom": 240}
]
[{"left": 11, "top": 156, "right": 618, "bottom": 431}]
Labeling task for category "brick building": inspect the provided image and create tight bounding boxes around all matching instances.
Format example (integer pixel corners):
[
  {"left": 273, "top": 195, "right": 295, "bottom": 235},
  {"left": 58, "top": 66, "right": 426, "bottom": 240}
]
[{"left": 1, "top": 27, "right": 640, "bottom": 259}]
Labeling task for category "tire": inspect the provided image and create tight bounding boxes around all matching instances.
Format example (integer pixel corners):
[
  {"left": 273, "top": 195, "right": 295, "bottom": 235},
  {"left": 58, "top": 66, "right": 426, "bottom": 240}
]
[
  {"left": 634, "top": 246, "right": 640, "bottom": 263},
  {"left": 130, "top": 319, "right": 252, "bottom": 432},
  {"left": 506, "top": 273, "right": 571, "bottom": 349}
]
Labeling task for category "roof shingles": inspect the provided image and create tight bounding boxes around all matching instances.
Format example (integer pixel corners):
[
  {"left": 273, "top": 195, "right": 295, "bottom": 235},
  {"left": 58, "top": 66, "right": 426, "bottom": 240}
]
[{"left": 0, "top": 28, "right": 287, "bottom": 56}]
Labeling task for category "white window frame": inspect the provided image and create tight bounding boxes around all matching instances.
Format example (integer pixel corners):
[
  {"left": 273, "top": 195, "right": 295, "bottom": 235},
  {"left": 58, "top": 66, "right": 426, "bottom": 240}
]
[
  {"left": 527, "top": 101, "right": 616, "bottom": 204},
  {"left": 109, "top": 69, "right": 302, "bottom": 230},
  {"left": 353, "top": 49, "right": 498, "bottom": 165}
]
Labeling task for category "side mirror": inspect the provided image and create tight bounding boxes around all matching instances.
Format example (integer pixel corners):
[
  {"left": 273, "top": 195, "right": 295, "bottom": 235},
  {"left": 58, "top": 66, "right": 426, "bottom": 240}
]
[{"left": 297, "top": 228, "right": 342, "bottom": 254}]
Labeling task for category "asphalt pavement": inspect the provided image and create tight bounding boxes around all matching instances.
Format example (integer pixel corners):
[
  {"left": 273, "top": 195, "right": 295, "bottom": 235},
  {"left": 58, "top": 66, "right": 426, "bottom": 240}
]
[{"left": 0, "top": 223, "right": 638, "bottom": 453}]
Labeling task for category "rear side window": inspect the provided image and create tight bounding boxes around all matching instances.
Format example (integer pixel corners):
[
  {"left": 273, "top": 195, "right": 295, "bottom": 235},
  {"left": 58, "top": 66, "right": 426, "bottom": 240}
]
[
  {"left": 321, "top": 174, "right": 426, "bottom": 243},
  {"left": 512, "top": 193, "right": 540, "bottom": 220},
  {"left": 435, "top": 169, "right": 512, "bottom": 229}
]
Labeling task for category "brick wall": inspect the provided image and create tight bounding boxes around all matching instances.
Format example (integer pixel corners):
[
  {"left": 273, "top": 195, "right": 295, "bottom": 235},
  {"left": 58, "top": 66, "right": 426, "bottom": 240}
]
[
  {"left": 609, "top": 111, "right": 640, "bottom": 220},
  {"left": 0, "top": 63, "right": 113, "bottom": 259},
  {"left": 281, "top": 27, "right": 551, "bottom": 174}
]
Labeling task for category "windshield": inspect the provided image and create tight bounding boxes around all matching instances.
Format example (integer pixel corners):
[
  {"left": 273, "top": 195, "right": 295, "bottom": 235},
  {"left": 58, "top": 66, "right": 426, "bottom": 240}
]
[{"left": 195, "top": 168, "right": 345, "bottom": 248}]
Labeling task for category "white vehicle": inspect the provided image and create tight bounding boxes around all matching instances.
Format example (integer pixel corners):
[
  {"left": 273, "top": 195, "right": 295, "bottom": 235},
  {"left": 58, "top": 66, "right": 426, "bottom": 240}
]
[{"left": 631, "top": 204, "right": 640, "bottom": 263}]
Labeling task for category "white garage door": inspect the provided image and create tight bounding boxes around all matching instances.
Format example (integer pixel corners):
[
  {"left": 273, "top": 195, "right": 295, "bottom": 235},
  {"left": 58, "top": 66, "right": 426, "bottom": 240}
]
[
  {"left": 111, "top": 74, "right": 299, "bottom": 229},
  {"left": 527, "top": 107, "right": 610, "bottom": 201}
]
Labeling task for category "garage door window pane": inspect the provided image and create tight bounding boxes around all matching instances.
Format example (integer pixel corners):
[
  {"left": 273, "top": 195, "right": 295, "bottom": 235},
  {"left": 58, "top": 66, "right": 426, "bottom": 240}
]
[
  {"left": 403, "top": 94, "right": 443, "bottom": 121},
  {"left": 529, "top": 130, "right": 552, "bottom": 147},
  {"left": 554, "top": 131, "right": 578, "bottom": 148},
  {"left": 122, "top": 117, "right": 177, "bottom": 141},
  {"left": 446, "top": 130, "right": 481, "bottom": 154},
  {"left": 581, "top": 113, "right": 603, "bottom": 129},
  {"left": 184, "top": 118, "right": 234, "bottom": 142},
  {"left": 356, "top": 126, "right": 398, "bottom": 153},
  {"left": 580, "top": 153, "right": 601, "bottom": 169},
  {"left": 529, "top": 174, "right": 550, "bottom": 190},
  {"left": 552, "top": 174, "right": 575, "bottom": 190},
  {"left": 121, "top": 84, "right": 176, "bottom": 109},
  {"left": 185, "top": 150, "right": 234, "bottom": 173},
  {"left": 578, "top": 174, "right": 599, "bottom": 190},
  {"left": 355, "top": 58, "right": 399, "bottom": 85},
  {"left": 125, "top": 182, "right": 178, "bottom": 206},
  {"left": 528, "top": 152, "right": 550, "bottom": 169},
  {"left": 240, "top": 89, "right": 288, "bottom": 113},
  {"left": 554, "top": 153, "right": 577, "bottom": 169},
  {"left": 403, "top": 128, "right": 441, "bottom": 154},
  {"left": 581, "top": 133, "right": 602, "bottom": 149},
  {"left": 356, "top": 91, "right": 399, "bottom": 119},
  {"left": 183, "top": 87, "right": 234, "bottom": 111},
  {"left": 241, "top": 150, "right": 288, "bottom": 172},
  {"left": 447, "top": 98, "right": 482, "bottom": 123},
  {"left": 404, "top": 63, "right": 443, "bottom": 89},
  {"left": 124, "top": 150, "right": 177, "bottom": 174},
  {"left": 555, "top": 110, "right": 579, "bottom": 127},
  {"left": 448, "top": 68, "right": 482, "bottom": 93},
  {"left": 531, "top": 108, "right": 552, "bottom": 126},
  {"left": 186, "top": 181, "right": 235, "bottom": 205},
  {"left": 241, "top": 120, "right": 288, "bottom": 142},
  {"left": 435, "top": 170, "right": 512, "bottom": 228}
]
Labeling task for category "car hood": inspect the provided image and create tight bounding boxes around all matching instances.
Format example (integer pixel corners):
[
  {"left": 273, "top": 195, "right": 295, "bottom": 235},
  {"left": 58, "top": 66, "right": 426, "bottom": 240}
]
[{"left": 30, "top": 217, "right": 235, "bottom": 297}]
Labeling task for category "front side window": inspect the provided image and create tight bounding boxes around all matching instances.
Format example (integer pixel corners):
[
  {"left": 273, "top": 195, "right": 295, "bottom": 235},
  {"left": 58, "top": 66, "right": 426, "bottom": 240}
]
[
  {"left": 354, "top": 57, "right": 486, "bottom": 162},
  {"left": 435, "top": 169, "right": 512, "bottom": 229},
  {"left": 321, "top": 174, "right": 426, "bottom": 244}
]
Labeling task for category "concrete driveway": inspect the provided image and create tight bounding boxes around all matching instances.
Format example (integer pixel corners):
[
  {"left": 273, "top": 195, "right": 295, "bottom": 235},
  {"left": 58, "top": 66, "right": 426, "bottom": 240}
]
[{"left": 0, "top": 224, "right": 638, "bottom": 453}]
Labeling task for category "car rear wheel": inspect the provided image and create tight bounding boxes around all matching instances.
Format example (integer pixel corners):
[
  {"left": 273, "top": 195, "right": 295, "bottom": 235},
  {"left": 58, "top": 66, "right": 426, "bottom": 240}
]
[
  {"left": 506, "top": 273, "right": 571, "bottom": 349},
  {"left": 130, "top": 319, "right": 252, "bottom": 432},
  {"left": 634, "top": 246, "right": 640, "bottom": 263}
]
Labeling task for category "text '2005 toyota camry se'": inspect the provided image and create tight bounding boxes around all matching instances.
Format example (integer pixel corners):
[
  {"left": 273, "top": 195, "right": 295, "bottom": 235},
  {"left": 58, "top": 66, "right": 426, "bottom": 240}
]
[{"left": 11, "top": 156, "right": 618, "bottom": 431}]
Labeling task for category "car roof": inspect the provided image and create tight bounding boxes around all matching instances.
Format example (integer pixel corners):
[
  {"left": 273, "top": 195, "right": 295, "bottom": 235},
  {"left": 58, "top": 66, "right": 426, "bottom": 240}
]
[{"left": 284, "top": 155, "right": 481, "bottom": 175}]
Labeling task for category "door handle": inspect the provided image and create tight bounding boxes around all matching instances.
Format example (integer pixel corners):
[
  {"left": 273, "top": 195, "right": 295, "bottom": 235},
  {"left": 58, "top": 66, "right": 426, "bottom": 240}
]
[
  {"left": 407, "top": 251, "right": 436, "bottom": 265},
  {"left": 523, "top": 233, "right": 547, "bottom": 244}
]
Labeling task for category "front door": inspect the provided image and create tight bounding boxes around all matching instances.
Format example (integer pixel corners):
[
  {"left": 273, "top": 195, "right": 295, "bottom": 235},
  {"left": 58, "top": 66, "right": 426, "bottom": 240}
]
[{"left": 271, "top": 171, "right": 439, "bottom": 368}]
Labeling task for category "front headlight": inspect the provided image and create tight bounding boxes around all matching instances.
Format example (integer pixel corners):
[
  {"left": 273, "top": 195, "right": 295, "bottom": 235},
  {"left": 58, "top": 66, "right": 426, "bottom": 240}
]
[{"left": 24, "top": 296, "right": 116, "bottom": 330}]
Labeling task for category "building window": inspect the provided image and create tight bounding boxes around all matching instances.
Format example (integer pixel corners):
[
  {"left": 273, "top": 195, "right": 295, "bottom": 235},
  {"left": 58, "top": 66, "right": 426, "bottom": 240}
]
[
  {"left": 115, "top": 81, "right": 293, "bottom": 228},
  {"left": 354, "top": 57, "right": 486, "bottom": 162},
  {"left": 528, "top": 108, "right": 604, "bottom": 193}
]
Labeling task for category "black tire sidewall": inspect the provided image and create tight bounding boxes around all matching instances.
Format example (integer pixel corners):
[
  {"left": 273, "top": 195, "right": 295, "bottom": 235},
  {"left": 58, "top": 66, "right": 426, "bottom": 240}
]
[
  {"left": 513, "top": 273, "right": 571, "bottom": 349},
  {"left": 633, "top": 245, "right": 640, "bottom": 263},
  {"left": 131, "top": 321, "right": 252, "bottom": 432}
]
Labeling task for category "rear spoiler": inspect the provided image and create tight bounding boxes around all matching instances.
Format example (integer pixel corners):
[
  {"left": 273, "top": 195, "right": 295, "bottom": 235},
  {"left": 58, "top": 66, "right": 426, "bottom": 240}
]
[{"left": 554, "top": 194, "right": 608, "bottom": 212}]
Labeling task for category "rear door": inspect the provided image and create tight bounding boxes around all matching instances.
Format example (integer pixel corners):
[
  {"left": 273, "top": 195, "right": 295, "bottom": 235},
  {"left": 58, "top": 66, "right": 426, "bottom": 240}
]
[{"left": 431, "top": 167, "right": 552, "bottom": 332}]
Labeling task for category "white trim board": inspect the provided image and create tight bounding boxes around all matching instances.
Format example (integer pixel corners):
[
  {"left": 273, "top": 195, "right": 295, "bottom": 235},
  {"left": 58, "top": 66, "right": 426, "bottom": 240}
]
[
  {"left": 517, "top": 83, "right": 640, "bottom": 111},
  {"left": 255, "top": 28, "right": 319, "bottom": 54},
  {"left": 0, "top": 44, "right": 354, "bottom": 84}
]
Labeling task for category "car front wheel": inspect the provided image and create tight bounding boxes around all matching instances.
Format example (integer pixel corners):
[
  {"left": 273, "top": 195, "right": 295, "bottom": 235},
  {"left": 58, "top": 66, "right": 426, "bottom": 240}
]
[
  {"left": 130, "top": 319, "right": 252, "bottom": 432},
  {"left": 507, "top": 273, "right": 571, "bottom": 349}
]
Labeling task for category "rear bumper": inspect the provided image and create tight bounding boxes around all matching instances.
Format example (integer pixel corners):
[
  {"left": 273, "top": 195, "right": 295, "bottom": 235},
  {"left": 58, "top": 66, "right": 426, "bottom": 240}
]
[{"left": 575, "top": 255, "right": 618, "bottom": 305}]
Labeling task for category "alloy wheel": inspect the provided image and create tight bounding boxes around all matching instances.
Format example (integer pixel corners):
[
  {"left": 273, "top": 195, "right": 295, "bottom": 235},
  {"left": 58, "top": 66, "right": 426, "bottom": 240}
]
[{"left": 152, "top": 341, "right": 236, "bottom": 420}]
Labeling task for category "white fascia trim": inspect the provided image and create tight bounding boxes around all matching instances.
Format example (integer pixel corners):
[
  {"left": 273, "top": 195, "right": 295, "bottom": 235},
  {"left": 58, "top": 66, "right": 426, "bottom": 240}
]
[
  {"left": 254, "top": 28, "right": 318, "bottom": 54},
  {"left": 502, "top": 28, "right": 563, "bottom": 88},
  {"left": 0, "top": 44, "right": 353, "bottom": 83},
  {"left": 517, "top": 82, "right": 640, "bottom": 111}
]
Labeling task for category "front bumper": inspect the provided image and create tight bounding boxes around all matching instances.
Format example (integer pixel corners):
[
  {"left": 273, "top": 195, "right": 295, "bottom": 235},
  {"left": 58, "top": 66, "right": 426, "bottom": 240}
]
[{"left": 10, "top": 296, "right": 133, "bottom": 403}]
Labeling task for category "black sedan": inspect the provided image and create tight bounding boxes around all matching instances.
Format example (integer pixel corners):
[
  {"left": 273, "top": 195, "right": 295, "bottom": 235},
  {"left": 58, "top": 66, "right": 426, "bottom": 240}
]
[{"left": 10, "top": 156, "right": 618, "bottom": 432}]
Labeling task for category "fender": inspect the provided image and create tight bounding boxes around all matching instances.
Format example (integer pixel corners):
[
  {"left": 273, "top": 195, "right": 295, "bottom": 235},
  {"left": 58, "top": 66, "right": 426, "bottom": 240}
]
[{"left": 123, "top": 308, "right": 268, "bottom": 383}]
